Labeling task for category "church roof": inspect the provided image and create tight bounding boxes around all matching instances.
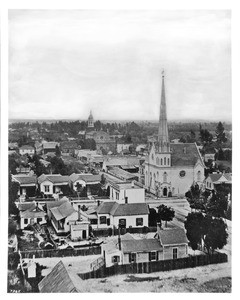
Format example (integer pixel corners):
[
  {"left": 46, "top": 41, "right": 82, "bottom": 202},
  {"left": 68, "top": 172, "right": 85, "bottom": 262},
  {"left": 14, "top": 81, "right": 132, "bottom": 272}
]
[{"left": 170, "top": 143, "right": 203, "bottom": 167}]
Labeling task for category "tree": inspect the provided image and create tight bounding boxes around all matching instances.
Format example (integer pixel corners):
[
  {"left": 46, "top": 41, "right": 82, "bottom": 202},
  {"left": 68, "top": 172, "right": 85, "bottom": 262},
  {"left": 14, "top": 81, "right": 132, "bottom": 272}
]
[
  {"left": 148, "top": 207, "right": 161, "bottom": 227},
  {"left": 206, "top": 189, "right": 229, "bottom": 218},
  {"left": 9, "top": 218, "right": 17, "bottom": 236},
  {"left": 157, "top": 204, "right": 175, "bottom": 227},
  {"left": 200, "top": 129, "right": 213, "bottom": 144},
  {"left": 204, "top": 217, "right": 228, "bottom": 254},
  {"left": 216, "top": 122, "right": 227, "bottom": 144},
  {"left": 184, "top": 212, "right": 205, "bottom": 251},
  {"left": 55, "top": 145, "right": 61, "bottom": 157},
  {"left": 185, "top": 183, "right": 202, "bottom": 211}
]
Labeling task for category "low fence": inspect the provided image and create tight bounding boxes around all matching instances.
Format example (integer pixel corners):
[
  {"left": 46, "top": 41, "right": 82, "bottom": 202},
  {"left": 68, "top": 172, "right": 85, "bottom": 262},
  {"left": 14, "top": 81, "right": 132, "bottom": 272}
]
[
  {"left": 78, "top": 252, "right": 228, "bottom": 280},
  {"left": 14, "top": 245, "right": 101, "bottom": 259},
  {"left": 93, "top": 226, "right": 157, "bottom": 237}
]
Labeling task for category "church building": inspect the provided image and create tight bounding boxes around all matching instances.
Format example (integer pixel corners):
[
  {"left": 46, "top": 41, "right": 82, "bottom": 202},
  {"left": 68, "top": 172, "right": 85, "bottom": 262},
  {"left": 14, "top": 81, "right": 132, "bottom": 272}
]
[{"left": 144, "top": 72, "right": 205, "bottom": 197}]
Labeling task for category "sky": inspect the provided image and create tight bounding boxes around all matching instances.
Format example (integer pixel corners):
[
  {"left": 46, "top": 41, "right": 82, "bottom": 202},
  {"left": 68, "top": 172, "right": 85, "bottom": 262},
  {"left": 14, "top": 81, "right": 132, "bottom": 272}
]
[{"left": 8, "top": 10, "right": 231, "bottom": 122}]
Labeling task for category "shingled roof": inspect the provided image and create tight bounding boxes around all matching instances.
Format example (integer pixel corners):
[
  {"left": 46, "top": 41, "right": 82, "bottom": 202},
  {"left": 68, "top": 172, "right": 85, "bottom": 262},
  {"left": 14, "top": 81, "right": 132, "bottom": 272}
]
[
  {"left": 170, "top": 143, "right": 203, "bottom": 167},
  {"left": 158, "top": 228, "right": 188, "bottom": 246},
  {"left": 69, "top": 173, "right": 101, "bottom": 183},
  {"left": 38, "top": 261, "right": 78, "bottom": 293},
  {"left": 38, "top": 174, "right": 69, "bottom": 184},
  {"left": 122, "top": 239, "right": 162, "bottom": 253},
  {"left": 20, "top": 205, "right": 46, "bottom": 219},
  {"left": 50, "top": 201, "right": 76, "bottom": 221},
  {"left": 12, "top": 175, "right": 37, "bottom": 185},
  {"left": 96, "top": 201, "right": 149, "bottom": 216}
]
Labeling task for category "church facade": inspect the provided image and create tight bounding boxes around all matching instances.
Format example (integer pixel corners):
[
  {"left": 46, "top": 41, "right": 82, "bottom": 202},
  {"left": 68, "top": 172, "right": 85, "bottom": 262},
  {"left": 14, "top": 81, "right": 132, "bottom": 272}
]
[{"left": 144, "top": 72, "right": 205, "bottom": 197}]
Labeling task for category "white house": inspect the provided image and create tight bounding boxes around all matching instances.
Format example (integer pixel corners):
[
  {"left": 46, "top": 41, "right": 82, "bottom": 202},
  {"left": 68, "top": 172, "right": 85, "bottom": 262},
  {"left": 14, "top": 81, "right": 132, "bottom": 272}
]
[
  {"left": 205, "top": 172, "right": 232, "bottom": 191},
  {"left": 19, "top": 145, "right": 35, "bottom": 156},
  {"left": 116, "top": 143, "right": 132, "bottom": 154},
  {"left": 109, "top": 181, "right": 145, "bottom": 204},
  {"left": 12, "top": 174, "right": 37, "bottom": 198},
  {"left": 49, "top": 201, "right": 90, "bottom": 239},
  {"left": 69, "top": 173, "right": 101, "bottom": 191},
  {"left": 92, "top": 201, "right": 149, "bottom": 229},
  {"left": 19, "top": 203, "right": 46, "bottom": 229},
  {"left": 101, "top": 227, "right": 188, "bottom": 267},
  {"left": 38, "top": 174, "right": 69, "bottom": 195}
]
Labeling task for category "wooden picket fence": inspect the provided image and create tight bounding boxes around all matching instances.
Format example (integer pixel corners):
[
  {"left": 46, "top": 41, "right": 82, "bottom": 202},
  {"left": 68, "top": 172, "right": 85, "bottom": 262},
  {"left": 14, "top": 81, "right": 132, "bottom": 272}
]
[{"left": 78, "top": 252, "right": 228, "bottom": 280}]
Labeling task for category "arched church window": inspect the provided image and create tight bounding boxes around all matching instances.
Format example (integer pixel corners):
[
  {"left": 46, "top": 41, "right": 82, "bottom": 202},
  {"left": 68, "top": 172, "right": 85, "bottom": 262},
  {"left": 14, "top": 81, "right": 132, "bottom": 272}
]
[
  {"left": 153, "top": 174, "right": 156, "bottom": 188},
  {"left": 161, "top": 158, "right": 163, "bottom": 165},
  {"left": 164, "top": 157, "right": 166, "bottom": 165},
  {"left": 167, "top": 158, "right": 170, "bottom": 165},
  {"left": 197, "top": 170, "right": 201, "bottom": 181},
  {"left": 163, "top": 172, "right": 167, "bottom": 182},
  {"left": 151, "top": 154, "right": 154, "bottom": 161}
]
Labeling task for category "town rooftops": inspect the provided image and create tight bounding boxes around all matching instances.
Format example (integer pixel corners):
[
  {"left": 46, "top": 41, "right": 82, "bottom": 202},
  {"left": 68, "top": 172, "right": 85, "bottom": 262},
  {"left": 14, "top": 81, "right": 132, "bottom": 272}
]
[
  {"left": 96, "top": 201, "right": 149, "bottom": 216},
  {"left": 12, "top": 175, "right": 37, "bottom": 185},
  {"left": 50, "top": 201, "right": 76, "bottom": 221},
  {"left": 69, "top": 173, "right": 101, "bottom": 183},
  {"left": 38, "top": 174, "right": 69, "bottom": 184},
  {"left": 104, "top": 156, "right": 141, "bottom": 167},
  {"left": 122, "top": 238, "right": 162, "bottom": 253},
  {"left": 38, "top": 261, "right": 78, "bottom": 293},
  {"left": 170, "top": 143, "right": 204, "bottom": 167},
  {"left": 110, "top": 181, "right": 143, "bottom": 191},
  {"left": 158, "top": 228, "right": 188, "bottom": 246},
  {"left": 108, "top": 167, "right": 139, "bottom": 181}
]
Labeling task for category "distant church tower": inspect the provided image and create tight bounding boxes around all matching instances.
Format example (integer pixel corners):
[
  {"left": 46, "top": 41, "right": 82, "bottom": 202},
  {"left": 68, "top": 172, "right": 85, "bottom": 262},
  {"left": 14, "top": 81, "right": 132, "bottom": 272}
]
[{"left": 87, "top": 110, "right": 94, "bottom": 129}]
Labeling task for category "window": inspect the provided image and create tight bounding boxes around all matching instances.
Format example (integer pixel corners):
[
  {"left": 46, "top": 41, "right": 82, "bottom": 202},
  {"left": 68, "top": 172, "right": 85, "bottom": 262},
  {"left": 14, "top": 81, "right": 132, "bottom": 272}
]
[
  {"left": 136, "top": 218, "right": 143, "bottom": 226},
  {"left": 112, "top": 256, "right": 120, "bottom": 263},
  {"left": 24, "top": 219, "right": 28, "bottom": 224},
  {"left": 107, "top": 218, "right": 110, "bottom": 226},
  {"left": 164, "top": 157, "right": 166, "bottom": 165},
  {"left": 163, "top": 172, "right": 167, "bottom": 182},
  {"left": 44, "top": 185, "right": 50, "bottom": 192},
  {"left": 152, "top": 154, "right": 154, "bottom": 161},
  {"left": 129, "top": 253, "right": 136, "bottom": 263},
  {"left": 115, "top": 192, "right": 119, "bottom": 200},
  {"left": 119, "top": 218, "right": 126, "bottom": 228},
  {"left": 173, "top": 248, "right": 178, "bottom": 259},
  {"left": 161, "top": 158, "right": 163, "bottom": 165},
  {"left": 167, "top": 158, "right": 170, "bottom": 165},
  {"left": 179, "top": 170, "right": 186, "bottom": 178},
  {"left": 37, "top": 218, "right": 42, "bottom": 223},
  {"left": 197, "top": 170, "right": 201, "bottom": 181},
  {"left": 100, "top": 216, "right": 107, "bottom": 224},
  {"left": 90, "top": 219, "right": 98, "bottom": 225},
  {"left": 149, "top": 251, "right": 158, "bottom": 261}
]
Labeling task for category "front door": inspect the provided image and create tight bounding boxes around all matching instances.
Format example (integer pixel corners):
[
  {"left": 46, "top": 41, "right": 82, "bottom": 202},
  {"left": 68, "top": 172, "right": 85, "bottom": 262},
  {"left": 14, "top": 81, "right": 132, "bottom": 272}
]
[
  {"left": 163, "top": 187, "right": 168, "bottom": 197},
  {"left": 82, "top": 230, "right": 87, "bottom": 239}
]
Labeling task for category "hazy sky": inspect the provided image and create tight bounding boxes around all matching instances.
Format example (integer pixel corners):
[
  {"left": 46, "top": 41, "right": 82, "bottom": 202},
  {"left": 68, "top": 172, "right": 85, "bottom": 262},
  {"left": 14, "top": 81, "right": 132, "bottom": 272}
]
[{"left": 9, "top": 10, "right": 231, "bottom": 121}]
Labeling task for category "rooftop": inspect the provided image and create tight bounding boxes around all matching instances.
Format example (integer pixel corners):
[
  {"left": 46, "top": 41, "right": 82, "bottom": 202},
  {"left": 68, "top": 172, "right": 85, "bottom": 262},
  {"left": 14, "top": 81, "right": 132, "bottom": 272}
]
[
  {"left": 50, "top": 201, "right": 76, "bottom": 221},
  {"left": 170, "top": 143, "right": 204, "bottom": 167},
  {"left": 38, "top": 261, "right": 78, "bottom": 293},
  {"left": 122, "top": 238, "right": 162, "bottom": 253},
  {"left": 96, "top": 201, "right": 149, "bottom": 216},
  {"left": 12, "top": 175, "right": 37, "bottom": 185},
  {"left": 38, "top": 174, "right": 69, "bottom": 184},
  {"left": 69, "top": 173, "right": 101, "bottom": 183},
  {"left": 158, "top": 228, "right": 188, "bottom": 246}
]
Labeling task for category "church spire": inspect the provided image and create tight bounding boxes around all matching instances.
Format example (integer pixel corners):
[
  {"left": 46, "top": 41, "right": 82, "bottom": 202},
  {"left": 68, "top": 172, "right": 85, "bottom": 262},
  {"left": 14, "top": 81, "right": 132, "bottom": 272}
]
[
  {"left": 158, "top": 70, "right": 170, "bottom": 152},
  {"left": 88, "top": 110, "right": 94, "bottom": 128}
]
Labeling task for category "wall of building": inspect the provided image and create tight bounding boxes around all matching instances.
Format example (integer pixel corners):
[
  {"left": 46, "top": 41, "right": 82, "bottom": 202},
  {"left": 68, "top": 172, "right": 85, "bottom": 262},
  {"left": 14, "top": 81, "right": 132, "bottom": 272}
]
[
  {"left": 122, "top": 250, "right": 162, "bottom": 264},
  {"left": 110, "top": 186, "right": 145, "bottom": 203},
  {"left": 20, "top": 216, "right": 46, "bottom": 229},
  {"left": 162, "top": 244, "right": 188, "bottom": 260},
  {"left": 40, "top": 180, "right": 54, "bottom": 195},
  {"left": 111, "top": 214, "right": 148, "bottom": 228}
]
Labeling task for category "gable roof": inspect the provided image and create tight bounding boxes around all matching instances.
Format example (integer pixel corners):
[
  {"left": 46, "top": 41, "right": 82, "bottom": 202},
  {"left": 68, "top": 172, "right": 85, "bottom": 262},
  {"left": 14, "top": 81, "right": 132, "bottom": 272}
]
[
  {"left": 96, "top": 201, "right": 117, "bottom": 214},
  {"left": 20, "top": 205, "right": 46, "bottom": 219},
  {"left": 170, "top": 143, "right": 204, "bottom": 167},
  {"left": 19, "top": 145, "right": 34, "bottom": 150},
  {"left": 38, "top": 174, "right": 69, "bottom": 184},
  {"left": 208, "top": 173, "right": 232, "bottom": 183},
  {"left": 50, "top": 201, "right": 76, "bottom": 221},
  {"left": 38, "top": 261, "right": 78, "bottom": 293},
  {"left": 18, "top": 202, "right": 36, "bottom": 212},
  {"left": 12, "top": 175, "right": 37, "bottom": 185},
  {"left": 121, "top": 239, "right": 162, "bottom": 253},
  {"left": 96, "top": 202, "right": 149, "bottom": 216},
  {"left": 46, "top": 199, "right": 69, "bottom": 210},
  {"left": 69, "top": 173, "right": 101, "bottom": 183},
  {"left": 111, "top": 203, "right": 149, "bottom": 216},
  {"left": 158, "top": 228, "right": 188, "bottom": 246},
  {"left": 208, "top": 173, "right": 222, "bottom": 182}
]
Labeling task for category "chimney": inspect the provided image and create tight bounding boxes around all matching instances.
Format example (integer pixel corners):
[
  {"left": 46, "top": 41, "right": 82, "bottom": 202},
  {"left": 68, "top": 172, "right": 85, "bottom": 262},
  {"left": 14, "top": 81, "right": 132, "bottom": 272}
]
[
  {"left": 125, "top": 197, "right": 128, "bottom": 204},
  {"left": 78, "top": 205, "right": 81, "bottom": 221}
]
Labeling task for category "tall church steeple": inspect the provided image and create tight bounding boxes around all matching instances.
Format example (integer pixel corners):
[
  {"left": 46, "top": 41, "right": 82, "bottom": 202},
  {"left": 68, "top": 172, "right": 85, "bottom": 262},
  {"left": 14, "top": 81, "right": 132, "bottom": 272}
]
[
  {"left": 158, "top": 70, "right": 170, "bottom": 152},
  {"left": 88, "top": 110, "right": 94, "bottom": 128}
]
